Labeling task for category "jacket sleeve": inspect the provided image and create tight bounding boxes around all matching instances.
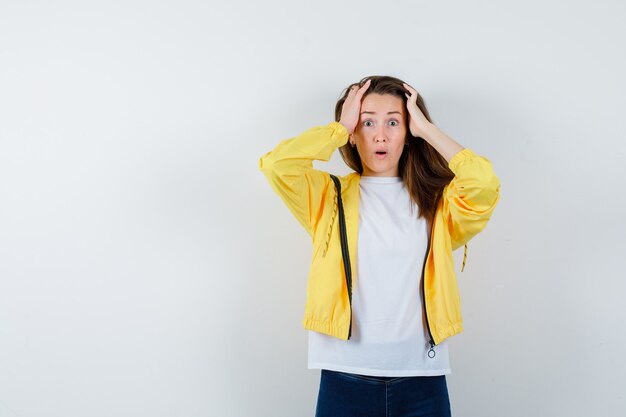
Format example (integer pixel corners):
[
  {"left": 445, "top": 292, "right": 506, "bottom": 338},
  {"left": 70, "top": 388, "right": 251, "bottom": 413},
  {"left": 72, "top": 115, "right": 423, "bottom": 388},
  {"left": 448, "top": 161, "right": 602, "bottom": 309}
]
[
  {"left": 442, "top": 148, "right": 501, "bottom": 251},
  {"left": 258, "top": 121, "right": 349, "bottom": 237}
]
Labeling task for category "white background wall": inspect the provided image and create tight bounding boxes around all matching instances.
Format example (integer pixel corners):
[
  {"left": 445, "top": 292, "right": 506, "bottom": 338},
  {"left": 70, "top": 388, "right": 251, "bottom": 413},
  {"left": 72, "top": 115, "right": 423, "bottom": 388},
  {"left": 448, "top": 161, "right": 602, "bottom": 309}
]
[{"left": 1, "top": 1, "right": 624, "bottom": 416}]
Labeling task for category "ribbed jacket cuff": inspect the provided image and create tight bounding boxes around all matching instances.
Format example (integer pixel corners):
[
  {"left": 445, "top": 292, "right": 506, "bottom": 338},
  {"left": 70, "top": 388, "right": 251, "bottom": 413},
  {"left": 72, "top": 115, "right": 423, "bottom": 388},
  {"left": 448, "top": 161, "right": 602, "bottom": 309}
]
[
  {"left": 448, "top": 148, "right": 475, "bottom": 170},
  {"left": 328, "top": 121, "right": 349, "bottom": 147}
]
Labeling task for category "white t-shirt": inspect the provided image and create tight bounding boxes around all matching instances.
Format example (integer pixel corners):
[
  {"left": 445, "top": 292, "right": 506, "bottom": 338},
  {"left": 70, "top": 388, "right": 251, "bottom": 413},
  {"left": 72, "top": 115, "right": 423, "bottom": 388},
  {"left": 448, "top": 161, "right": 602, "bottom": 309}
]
[{"left": 307, "top": 175, "right": 451, "bottom": 376}]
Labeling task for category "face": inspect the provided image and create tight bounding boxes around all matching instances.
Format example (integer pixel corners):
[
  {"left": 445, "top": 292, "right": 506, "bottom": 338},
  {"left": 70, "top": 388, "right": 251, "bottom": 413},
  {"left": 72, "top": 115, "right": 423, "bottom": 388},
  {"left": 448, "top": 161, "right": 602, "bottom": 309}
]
[{"left": 350, "top": 93, "right": 407, "bottom": 177}]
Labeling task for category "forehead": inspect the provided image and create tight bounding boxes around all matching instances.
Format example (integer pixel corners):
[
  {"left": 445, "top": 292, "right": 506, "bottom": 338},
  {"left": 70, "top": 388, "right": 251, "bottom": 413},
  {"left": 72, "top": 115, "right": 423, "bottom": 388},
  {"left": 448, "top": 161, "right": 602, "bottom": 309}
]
[{"left": 360, "top": 93, "right": 404, "bottom": 115}]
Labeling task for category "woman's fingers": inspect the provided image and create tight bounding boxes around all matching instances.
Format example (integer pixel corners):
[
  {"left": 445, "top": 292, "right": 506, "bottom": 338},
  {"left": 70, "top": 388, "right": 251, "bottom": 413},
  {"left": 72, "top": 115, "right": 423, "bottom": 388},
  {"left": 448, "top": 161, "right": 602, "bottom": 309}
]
[
  {"left": 403, "top": 83, "right": 419, "bottom": 97},
  {"left": 404, "top": 84, "right": 418, "bottom": 105},
  {"left": 348, "top": 80, "right": 370, "bottom": 99},
  {"left": 340, "top": 79, "right": 371, "bottom": 134},
  {"left": 403, "top": 83, "right": 421, "bottom": 101},
  {"left": 357, "top": 79, "right": 371, "bottom": 96}
]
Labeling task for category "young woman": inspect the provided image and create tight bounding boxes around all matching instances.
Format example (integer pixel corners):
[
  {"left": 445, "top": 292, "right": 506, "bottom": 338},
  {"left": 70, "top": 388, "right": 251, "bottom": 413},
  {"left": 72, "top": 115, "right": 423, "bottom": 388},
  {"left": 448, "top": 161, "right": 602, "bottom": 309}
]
[{"left": 258, "top": 75, "right": 501, "bottom": 417}]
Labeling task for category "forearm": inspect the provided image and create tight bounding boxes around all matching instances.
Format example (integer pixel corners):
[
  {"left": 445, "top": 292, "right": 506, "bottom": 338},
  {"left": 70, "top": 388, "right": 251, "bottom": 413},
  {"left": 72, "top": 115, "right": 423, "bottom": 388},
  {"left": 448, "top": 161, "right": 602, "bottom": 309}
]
[
  {"left": 420, "top": 122, "right": 466, "bottom": 164},
  {"left": 258, "top": 122, "right": 348, "bottom": 173}
]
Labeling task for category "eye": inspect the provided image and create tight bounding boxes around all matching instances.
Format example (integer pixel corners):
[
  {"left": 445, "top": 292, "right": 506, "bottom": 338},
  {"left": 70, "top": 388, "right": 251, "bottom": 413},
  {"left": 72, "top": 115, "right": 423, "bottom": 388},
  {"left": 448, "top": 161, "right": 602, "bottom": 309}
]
[
  {"left": 389, "top": 120, "right": 398, "bottom": 126},
  {"left": 363, "top": 120, "right": 374, "bottom": 127}
]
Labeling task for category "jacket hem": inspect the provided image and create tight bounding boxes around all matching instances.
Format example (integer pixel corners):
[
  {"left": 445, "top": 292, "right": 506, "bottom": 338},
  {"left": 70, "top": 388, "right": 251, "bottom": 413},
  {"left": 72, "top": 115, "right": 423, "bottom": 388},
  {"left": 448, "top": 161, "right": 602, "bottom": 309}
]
[
  {"left": 432, "top": 322, "right": 464, "bottom": 345},
  {"left": 303, "top": 318, "right": 350, "bottom": 341}
]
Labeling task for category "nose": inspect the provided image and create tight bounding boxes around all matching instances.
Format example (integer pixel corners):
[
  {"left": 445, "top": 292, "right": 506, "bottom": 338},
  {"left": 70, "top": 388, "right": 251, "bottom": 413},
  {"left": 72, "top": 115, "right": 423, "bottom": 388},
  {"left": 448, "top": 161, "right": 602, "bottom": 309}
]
[{"left": 374, "top": 128, "right": 387, "bottom": 143}]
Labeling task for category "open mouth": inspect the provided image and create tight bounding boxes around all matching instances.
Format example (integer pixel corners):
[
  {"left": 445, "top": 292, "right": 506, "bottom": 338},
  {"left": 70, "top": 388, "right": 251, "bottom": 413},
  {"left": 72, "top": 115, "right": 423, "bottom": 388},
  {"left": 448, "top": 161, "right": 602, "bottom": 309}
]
[{"left": 374, "top": 151, "right": 387, "bottom": 159}]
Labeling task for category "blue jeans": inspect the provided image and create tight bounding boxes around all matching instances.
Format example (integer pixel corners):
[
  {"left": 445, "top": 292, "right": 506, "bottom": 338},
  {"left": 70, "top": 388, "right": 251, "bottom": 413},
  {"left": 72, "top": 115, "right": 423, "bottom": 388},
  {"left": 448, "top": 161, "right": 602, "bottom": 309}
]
[{"left": 315, "top": 369, "right": 452, "bottom": 417}]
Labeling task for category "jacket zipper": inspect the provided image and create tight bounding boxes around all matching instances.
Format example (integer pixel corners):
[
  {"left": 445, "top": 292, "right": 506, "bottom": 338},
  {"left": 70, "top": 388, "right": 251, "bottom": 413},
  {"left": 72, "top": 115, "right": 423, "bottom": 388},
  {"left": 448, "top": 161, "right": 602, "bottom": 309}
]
[
  {"left": 330, "top": 174, "right": 353, "bottom": 340},
  {"left": 339, "top": 208, "right": 352, "bottom": 340},
  {"left": 421, "top": 191, "right": 442, "bottom": 357}
]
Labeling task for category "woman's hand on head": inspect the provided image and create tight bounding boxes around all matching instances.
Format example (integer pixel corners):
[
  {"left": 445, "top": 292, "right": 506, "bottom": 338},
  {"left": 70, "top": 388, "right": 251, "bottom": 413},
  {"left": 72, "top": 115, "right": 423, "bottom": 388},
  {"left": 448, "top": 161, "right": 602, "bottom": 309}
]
[
  {"left": 403, "top": 83, "right": 432, "bottom": 138},
  {"left": 339, "top": 79, "right": 371, "bottom": 134}
]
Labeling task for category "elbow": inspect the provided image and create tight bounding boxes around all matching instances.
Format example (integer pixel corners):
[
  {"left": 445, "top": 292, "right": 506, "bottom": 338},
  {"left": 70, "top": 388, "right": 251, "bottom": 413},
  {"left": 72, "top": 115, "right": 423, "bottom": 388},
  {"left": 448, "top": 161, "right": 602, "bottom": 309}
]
[
  {"left": 463, "top": 168, "right": 501, "bottom": 209},
  {"left": 477, "top": 172, "right": 501, "bottom": 207},
  {"left": 258, "top": 152, "right": 273, "bottom": 173},
  {"left": 259, "top": 153, "right": 284, "bottom": 182},
  {"left": 485, "top": 171, "right": 501, "bottom": 206}
]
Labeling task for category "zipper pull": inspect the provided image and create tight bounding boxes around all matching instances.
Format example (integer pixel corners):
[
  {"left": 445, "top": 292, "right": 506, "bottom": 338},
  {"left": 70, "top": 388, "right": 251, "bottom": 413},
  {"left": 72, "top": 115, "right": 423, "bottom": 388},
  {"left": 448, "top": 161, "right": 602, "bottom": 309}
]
[{"left": 428, "top": 340, "right": 436, "bottom": 358}]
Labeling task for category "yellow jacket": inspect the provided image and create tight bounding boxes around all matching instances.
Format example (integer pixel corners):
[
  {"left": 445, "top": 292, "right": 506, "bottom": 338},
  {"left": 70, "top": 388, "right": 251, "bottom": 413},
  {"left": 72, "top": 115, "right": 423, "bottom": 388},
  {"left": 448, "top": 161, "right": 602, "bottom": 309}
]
[{"left": 258, "top": 121, "right": 501, "bottom": 346}]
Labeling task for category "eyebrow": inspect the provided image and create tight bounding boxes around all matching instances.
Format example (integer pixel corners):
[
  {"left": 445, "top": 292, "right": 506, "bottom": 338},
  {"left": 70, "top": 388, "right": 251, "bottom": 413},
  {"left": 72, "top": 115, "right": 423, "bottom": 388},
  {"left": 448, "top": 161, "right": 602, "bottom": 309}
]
[{"left": 360, "top": 111, "right": 402, "bottom": 115}]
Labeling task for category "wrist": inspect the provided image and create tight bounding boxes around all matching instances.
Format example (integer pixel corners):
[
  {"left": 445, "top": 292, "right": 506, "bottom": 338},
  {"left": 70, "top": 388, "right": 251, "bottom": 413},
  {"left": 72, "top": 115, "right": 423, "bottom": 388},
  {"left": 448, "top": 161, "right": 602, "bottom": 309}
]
[
  {"left": 419, "top": 121, "right": 438, "bottom": 141},
  {"left": 338, "top": 120, "right": 353, "bottom": 134}
]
